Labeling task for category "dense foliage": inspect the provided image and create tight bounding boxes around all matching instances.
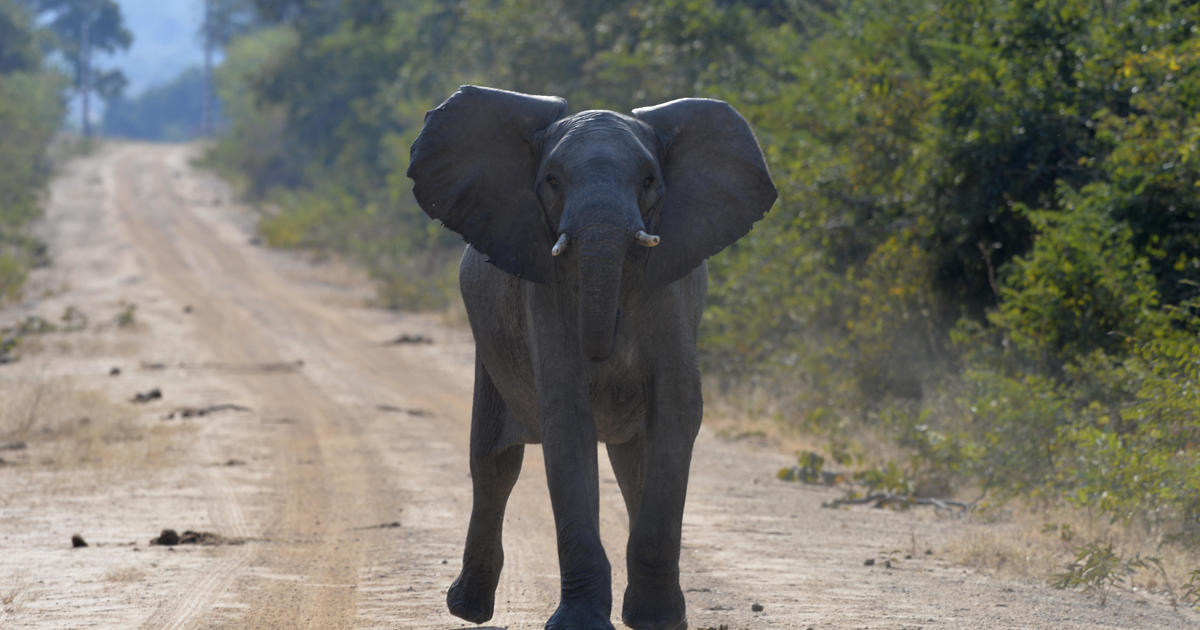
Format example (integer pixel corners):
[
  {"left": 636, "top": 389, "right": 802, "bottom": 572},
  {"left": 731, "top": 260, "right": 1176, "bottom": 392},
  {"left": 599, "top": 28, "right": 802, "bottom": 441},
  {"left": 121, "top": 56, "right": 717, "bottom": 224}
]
[
  {"left": 209, "top": 0, "right": 1200, "bottom": 543},
  {"left": 0, "top": 0, "right": 66, "bottom": 300}
]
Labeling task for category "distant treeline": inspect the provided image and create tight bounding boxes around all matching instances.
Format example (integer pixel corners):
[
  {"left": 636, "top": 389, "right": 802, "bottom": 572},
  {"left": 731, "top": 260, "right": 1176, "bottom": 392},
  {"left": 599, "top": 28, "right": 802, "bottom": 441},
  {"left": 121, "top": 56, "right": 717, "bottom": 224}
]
[
  {"left": 0, "top": 0, "right": 66, "bottom": 300},
  {"left": 102, "top": 67, "right": 214, "bottom": 142},
  {"left": 209, "top": 1, "right": 1200, "bottom": 545}
]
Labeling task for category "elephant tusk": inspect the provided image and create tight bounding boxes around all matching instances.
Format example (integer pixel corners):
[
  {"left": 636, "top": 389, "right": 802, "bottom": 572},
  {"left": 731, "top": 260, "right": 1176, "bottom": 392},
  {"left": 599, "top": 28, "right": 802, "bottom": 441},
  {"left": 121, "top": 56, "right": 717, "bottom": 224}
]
[
  {"left": 634, "top": 230, "right": 661, "bottom": 248},
  {"left": 551, "top": 233, "right": 568, "bottom": 256}
]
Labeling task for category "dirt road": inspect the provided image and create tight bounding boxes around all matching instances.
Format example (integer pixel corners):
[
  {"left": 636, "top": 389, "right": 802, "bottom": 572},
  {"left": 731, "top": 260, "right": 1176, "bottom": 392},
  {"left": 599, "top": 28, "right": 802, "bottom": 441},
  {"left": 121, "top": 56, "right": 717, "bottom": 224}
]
[{"left": 0, "top": 143, "right": 1195, "bottom": 629}]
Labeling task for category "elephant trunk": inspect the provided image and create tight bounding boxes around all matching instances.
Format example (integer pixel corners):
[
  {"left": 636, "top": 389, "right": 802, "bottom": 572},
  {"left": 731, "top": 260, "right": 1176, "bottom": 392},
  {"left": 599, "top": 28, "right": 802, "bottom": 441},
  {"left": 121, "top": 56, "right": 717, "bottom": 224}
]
[{"left": 576, "top": 224, "right": 628, "bottom": 361}]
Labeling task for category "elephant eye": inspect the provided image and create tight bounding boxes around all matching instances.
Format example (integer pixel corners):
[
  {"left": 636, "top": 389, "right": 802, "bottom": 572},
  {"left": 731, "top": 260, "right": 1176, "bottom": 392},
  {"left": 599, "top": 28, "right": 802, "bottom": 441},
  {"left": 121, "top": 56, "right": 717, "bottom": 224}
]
[
  {"left": 545, "top": 175, "right": 560, "bottom": 190},
  {"left": 642, "top": 175, "right": 655, "bottom": 190}
]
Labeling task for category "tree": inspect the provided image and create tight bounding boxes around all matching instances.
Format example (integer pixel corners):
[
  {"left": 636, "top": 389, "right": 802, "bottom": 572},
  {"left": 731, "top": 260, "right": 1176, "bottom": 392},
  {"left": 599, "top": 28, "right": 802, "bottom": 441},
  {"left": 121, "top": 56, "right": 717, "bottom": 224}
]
[
  {"left": 199, "top": 0, "right": 258, "bottom": 135},
  {"left": 0, "top": 0, "right": 65, "bottom": 300},
  {"left": 28, "top": 0, "right": 131, "bottom": 136},
  {"left": 0, "top": 0, "right": 41, "bottom": 73}
]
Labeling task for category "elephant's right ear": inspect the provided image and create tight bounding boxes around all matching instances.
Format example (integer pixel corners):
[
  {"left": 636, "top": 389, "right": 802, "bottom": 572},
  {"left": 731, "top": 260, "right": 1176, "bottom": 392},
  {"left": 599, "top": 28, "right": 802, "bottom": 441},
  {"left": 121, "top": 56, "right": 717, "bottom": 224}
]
[{"left": 407, "top": 85, "right": 567, "bottom": 283}]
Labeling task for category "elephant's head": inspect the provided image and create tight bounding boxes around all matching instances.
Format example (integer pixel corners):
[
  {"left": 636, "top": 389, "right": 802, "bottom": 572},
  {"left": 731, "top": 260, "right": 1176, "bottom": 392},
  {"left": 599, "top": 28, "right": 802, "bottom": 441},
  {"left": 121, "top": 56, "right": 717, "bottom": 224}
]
[{"left": 408, "top": 86, "right": 777, "bottom": 360}]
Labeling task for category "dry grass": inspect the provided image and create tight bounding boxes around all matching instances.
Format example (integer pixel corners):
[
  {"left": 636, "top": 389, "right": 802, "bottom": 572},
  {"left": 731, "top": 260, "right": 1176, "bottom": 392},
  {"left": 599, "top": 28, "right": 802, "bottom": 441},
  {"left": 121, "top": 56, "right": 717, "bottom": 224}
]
[
  {"left": 703, "top": 380, "right": 929, "bottom": 483},
  {"left": 949, "top": 512, "right": 1066, "bottom": 581},
  {"left": 102, "top": 567, "right": 147, "bottom": 583},
  {"left": 948, "top": 502, "right": 1200, "bottom": 604},
  {"left": 0, "top": 371, "right": 62, "bottom": 440},
  {"left": 434, "top": 299, "right": 469, "bottom": 328},
  {"left": 704, "top": 380, "right": 825, "bottom": 454},
  {"left": 0, "top": 574, "right": 33, "bottom": 616},
  {"left": 0, "top": 373, "right": 189, "bottom": 473},
  {"left": 58, "top": 332, "right": 140, "bottom": 358}
]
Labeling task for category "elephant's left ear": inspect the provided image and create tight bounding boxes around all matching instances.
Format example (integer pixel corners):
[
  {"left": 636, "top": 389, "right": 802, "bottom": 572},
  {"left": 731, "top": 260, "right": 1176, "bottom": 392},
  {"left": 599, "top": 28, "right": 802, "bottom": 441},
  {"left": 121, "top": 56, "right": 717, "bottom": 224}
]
[{"left": 633, "top": 98, "right": 777, "bottom": 286}]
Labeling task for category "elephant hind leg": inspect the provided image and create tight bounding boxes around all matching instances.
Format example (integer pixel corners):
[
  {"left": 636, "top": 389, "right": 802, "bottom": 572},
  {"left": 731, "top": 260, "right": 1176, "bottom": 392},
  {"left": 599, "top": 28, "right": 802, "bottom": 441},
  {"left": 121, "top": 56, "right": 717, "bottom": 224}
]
[
  {"left": 605, "top": 433, "right": 645, "bottom": 526},
  {"left": 448, "top": 360, "right": 525, "bottom": 623}
]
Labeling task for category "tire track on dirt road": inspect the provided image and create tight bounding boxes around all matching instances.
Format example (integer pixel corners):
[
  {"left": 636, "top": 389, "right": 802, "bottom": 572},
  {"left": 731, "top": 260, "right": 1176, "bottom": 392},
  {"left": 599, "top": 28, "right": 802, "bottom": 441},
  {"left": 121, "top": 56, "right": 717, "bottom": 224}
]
[
  {"left": 109, "top": 144, "right": 377, "bottom": 629},
  {"left": 86, "top": 146, "right": 253, "bottom": 630}
]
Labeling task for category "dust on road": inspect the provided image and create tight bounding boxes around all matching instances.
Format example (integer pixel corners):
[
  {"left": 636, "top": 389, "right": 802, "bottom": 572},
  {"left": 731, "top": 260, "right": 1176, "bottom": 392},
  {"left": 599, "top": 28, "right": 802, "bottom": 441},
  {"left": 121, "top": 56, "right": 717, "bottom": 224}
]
[{"left": 0, "top": 143, "right": 1194, "bottom": 629}]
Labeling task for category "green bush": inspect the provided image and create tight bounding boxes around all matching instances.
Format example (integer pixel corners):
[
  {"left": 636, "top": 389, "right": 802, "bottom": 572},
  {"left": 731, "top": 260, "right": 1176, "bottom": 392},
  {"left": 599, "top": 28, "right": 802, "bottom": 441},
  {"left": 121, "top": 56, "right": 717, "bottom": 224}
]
[
  {"left": 0, "top": 14, "right": 67, "bottom": 300},
  {"left": 1060, "top": 309, "right": 1200, "bottom": 539},
  {"left": 0, "top": 252, "right": 26, "bottom": 301},
  {"left": 203, "top": 25, "right": 300, "bottom": 196},
  {"left": 989, "top": 184, "right": 1160, "bottom": 371}
]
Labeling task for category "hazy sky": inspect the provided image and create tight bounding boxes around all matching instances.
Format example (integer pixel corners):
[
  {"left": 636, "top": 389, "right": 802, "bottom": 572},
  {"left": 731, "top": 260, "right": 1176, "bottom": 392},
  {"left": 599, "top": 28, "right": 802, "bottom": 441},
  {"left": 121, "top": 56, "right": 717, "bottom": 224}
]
[{"left": 104, "top": 0, "right": 207, "bottom": 95}]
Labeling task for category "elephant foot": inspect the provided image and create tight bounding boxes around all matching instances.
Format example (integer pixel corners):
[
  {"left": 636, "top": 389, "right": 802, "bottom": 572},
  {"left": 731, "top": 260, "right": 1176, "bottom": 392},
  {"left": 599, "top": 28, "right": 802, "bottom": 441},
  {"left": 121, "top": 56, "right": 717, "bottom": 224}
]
[
  {"left": 544, "top": 599, "right": 615, "bottom": 630},
  {"left": 446, "top": 550, "right": 503, "bottom": 624},
  {"left": 621, "top": 582, "right": 686, "bottom": 630}
]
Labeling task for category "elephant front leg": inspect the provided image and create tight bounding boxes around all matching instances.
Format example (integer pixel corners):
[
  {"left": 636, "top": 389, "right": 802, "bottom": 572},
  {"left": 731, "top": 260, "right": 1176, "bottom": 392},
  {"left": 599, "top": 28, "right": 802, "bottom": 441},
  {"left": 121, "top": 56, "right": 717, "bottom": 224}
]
[
  {"left": 541, "top": 403, "right": 615, "bottom": 630},
  {"left": 448, "top": 360, "right": 525, "bottom": 623},
  {"left": 621, "top": 375, "right": 700, "bottom": 630},
  {"left": 527, "top": 284, "right": 614, "bottom": 630}
]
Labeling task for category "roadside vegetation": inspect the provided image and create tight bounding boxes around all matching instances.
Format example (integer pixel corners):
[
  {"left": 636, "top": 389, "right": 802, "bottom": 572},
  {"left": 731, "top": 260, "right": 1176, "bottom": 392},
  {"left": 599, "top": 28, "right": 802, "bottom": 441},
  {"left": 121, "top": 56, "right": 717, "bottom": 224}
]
[
  {"left": 0, "top": 0, "right": 66, "bottom": 301},
  {"left": 206, "top": 0, "right": 1200, "bottom": 601}
]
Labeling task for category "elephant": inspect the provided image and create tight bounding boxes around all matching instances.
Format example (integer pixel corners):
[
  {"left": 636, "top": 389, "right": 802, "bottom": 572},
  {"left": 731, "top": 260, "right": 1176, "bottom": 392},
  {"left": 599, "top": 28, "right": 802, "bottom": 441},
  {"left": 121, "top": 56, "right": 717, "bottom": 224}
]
[{"left": 406, "top": 85, "right": 776, "bottom": 630}]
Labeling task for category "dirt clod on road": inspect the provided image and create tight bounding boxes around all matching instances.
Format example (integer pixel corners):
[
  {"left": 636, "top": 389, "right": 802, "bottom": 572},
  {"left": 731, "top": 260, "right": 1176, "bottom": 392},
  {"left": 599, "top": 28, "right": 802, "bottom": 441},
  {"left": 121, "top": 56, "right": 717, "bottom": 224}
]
[
  {"left": 0, "top": 143, "right": 1196, "bottom": 629},
  {"left": 150, "top": 530, "right": 239, "bottom": 546}
]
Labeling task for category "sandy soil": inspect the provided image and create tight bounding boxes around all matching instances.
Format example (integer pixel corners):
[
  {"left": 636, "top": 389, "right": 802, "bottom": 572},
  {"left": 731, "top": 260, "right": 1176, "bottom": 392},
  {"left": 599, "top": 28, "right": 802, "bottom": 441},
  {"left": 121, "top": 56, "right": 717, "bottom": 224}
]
[{"left": 0, "top": 142, "right": 1196, "bottom": 630}]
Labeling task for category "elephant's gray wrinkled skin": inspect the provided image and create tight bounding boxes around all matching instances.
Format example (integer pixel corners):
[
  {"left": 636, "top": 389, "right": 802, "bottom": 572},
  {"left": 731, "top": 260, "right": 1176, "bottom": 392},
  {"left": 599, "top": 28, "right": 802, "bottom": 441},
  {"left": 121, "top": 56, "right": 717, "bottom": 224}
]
[{"left": 407, "top": 86, "right": 776, "bottom": 630}]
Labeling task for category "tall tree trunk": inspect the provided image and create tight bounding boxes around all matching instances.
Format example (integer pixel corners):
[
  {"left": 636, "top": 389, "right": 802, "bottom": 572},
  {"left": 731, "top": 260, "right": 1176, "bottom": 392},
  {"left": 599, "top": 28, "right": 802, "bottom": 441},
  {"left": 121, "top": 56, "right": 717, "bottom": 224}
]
[
  {"left": 202, "top": 0, "right": 213, "bottom": 136},
  {"left": 80, "top": 9, "right": 91, "bottom": 137}
]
